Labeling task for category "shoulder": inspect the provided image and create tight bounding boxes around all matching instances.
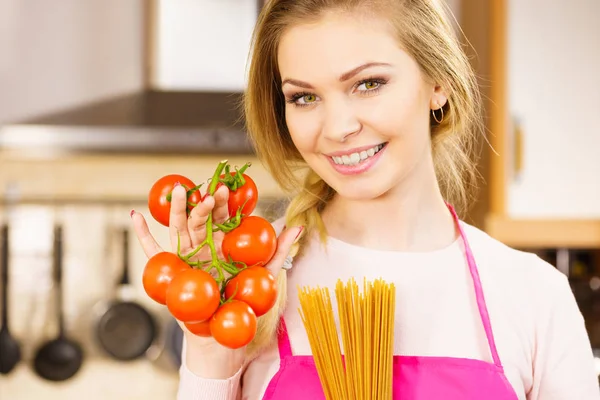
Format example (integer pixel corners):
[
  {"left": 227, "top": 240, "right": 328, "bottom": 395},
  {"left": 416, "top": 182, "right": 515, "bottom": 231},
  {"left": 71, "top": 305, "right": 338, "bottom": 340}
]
[
  {"left": 461, "top": 224, "right": 597, "bottom": 396},
  {"left": 461, "top": 222, "right": 571, "bottom": 303},
  {"left": 460, "top": 222, "right": 581, "bottom": 353}
]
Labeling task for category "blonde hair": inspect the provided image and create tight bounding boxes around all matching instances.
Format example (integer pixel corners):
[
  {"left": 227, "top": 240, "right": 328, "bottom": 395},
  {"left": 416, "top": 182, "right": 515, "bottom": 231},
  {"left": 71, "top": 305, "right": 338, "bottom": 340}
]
[{"left": 243, "top": 0, "right": 483, "bottom": 357}]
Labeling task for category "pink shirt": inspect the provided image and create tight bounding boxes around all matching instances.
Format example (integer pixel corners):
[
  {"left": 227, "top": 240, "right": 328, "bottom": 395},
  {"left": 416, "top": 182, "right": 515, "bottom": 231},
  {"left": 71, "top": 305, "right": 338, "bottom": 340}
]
[{"left": 178, "top": 220, "right": 600, "bottom": 400}]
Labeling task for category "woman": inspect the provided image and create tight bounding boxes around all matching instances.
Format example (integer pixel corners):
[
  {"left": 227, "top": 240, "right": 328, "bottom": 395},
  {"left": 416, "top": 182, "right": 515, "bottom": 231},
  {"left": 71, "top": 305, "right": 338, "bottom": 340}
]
[{"left": 132, "top": 0, "right": 599, "bottom": 398}]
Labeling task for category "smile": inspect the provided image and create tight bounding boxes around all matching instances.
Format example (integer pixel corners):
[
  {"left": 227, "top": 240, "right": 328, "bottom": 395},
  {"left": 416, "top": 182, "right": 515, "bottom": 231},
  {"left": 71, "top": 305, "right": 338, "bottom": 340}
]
[{"left": 330, "top": 143, "right": 387, "bottom": 166}]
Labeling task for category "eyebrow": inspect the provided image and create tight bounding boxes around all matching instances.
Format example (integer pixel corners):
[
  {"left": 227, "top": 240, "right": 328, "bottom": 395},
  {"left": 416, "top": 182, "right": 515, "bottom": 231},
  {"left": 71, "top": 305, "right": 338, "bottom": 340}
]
[{"left": 281, "top": 62, "right": 392, "bottom": 89}]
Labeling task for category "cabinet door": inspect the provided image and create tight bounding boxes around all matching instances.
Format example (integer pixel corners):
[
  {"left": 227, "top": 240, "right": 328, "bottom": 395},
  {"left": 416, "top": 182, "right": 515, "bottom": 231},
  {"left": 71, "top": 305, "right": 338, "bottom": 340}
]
[
  {"left": 506, "top": 0, "right": 600, "bottom": 218},
  {"left": 152, "top": 0, "right": 257, "bottom": 92}
]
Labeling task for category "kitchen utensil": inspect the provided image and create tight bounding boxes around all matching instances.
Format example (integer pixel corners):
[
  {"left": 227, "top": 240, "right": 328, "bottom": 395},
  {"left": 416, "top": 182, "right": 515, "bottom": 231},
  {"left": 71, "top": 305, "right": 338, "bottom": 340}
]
[
  {"left": 0, "top": 223, "right": 21, "bottom": 375},
  {"left": 33, "top": 224, "right": 84, "bottom": 381},
  {"left": 168, "top": 318, "right": 184, "bottom": 367},
  {"left": 95, "top": 228, "right": 156, "bottom": 360},
  {"left": 146, "top": 313, "right": 184, "bottom": 372}
]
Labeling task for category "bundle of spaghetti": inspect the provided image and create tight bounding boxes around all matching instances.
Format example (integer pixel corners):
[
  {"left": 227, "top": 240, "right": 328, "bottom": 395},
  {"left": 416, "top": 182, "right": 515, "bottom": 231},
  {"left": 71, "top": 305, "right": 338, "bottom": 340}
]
[
  {"left": 298, "top": 285, "right": 348, "bottom": 399},
  {"left": 298, "top": 277, "right": 396, "bottom": 400}
]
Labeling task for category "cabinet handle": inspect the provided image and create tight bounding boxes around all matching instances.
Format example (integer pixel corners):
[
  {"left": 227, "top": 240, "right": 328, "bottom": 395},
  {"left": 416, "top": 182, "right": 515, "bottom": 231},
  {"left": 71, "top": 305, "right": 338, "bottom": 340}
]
[{"left": 512, "top": 118, "right": 524, "bottom": 181}]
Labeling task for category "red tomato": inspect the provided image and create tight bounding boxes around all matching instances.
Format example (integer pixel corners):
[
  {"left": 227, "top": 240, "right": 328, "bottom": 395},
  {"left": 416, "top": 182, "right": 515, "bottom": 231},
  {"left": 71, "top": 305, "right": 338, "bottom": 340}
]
[
  {"left": 184, "top": 320, "right": 212, "bottom": 337},
  {"left": 216, "top": 173, "right": 258, "bottom": 217},
  {"left": 225, "top": 266, "right": 277, "bottom": 317},
  {"left": 166, "top": 269, "right": 220, "bottom": 323},
  {"left": 148, "top": 174, "right": 202, "bottom": 227},
  {"left": 221, "top": 216, "right": 277, "bottom": 267},
  {"left": 210, "top": 301, "right": 257, "bottom": 349},
  {"left": 142, "top": 252, "right": 190, "bottom": 305}
]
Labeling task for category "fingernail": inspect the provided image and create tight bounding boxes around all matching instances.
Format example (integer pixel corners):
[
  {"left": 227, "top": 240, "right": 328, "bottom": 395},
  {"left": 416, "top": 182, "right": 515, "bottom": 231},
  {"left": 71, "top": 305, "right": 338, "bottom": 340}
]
[
  {"left": 294, "top": 226, "right": 304, "bottom": 242},
  {"left": 130, "top": 209, "right": 135, "bottom": 218}
]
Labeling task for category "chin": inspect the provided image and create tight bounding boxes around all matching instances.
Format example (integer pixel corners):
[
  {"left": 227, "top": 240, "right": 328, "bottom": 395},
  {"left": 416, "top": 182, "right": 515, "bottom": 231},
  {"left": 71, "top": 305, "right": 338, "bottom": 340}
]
[
  {"left": 327, "top": 179, "right": 389, "bottom": 201},
  {"left": 309, "top": 158, "right": 395, "bottom": 201}
]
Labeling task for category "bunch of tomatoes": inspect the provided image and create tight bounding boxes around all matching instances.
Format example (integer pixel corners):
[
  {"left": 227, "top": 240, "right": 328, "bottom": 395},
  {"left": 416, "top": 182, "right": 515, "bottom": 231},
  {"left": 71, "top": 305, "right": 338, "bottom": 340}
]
[{"left": 142, "top": 160, "right": 279, "bottom": 349}]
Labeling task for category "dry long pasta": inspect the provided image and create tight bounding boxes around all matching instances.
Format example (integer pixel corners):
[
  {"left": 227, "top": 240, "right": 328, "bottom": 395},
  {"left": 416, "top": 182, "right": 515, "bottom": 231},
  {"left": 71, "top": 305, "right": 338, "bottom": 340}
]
[
  {"left": 298, "top": 286, "right": 348, "bottom": 399},
  {"left": 298, "top": 278, "right": 396, "bottom": 400}
]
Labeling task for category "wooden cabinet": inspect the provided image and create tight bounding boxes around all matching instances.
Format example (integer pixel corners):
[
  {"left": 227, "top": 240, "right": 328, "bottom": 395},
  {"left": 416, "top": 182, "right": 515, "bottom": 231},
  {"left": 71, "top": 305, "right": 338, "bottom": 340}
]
[{"left": 485, "top": 0, "right": 600, "bottom": 248}]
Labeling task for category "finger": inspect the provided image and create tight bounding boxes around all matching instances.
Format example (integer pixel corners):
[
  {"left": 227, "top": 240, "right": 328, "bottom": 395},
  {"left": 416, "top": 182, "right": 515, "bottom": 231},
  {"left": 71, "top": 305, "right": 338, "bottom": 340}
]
[
  {"left": 187, "top": 195, "right": 215, "bottom": 247},
  {"left": 212, "top": 185, "right": 230, "bottom": 225},
  {"left": 265, "top": 226, "right": 303, "bottom": 277},
  {"left": 169, "top": 184, "right": 193, "bottom": 252},
  {"left": 131, "top": 211, "right": 164, "bottom": 258}
]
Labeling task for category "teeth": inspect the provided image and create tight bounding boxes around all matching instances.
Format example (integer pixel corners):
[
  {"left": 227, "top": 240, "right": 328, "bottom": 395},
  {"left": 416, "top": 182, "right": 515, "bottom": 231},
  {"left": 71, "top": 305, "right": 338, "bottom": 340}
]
[{"left": 331, "top": 144, "right": 385, "bottom": 166}]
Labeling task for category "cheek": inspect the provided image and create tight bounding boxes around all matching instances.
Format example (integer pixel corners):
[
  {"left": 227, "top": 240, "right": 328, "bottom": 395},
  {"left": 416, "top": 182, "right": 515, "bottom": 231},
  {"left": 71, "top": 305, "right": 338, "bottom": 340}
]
[
  {"left": 286, "top": 109, "right": 321, "bottom": 152},
  {"left": 361, "top": 86, "right": 430, "bottom": 141}
]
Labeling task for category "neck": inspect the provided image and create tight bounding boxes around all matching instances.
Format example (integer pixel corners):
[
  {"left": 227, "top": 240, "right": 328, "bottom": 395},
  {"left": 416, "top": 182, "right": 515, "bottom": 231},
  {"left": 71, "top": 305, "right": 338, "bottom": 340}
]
[{"left": 321, "top": 156, "right": 458, "bottom": 252}]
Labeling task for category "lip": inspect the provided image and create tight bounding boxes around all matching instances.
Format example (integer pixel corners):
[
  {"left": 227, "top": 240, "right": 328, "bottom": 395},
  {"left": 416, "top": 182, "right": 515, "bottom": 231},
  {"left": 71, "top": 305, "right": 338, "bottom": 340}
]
[
  {"left": 326, "top": 143, "right": 387, "bottom": 176},
  {"left": 324, "top": 143, "right": 386, "bottom": 157}
]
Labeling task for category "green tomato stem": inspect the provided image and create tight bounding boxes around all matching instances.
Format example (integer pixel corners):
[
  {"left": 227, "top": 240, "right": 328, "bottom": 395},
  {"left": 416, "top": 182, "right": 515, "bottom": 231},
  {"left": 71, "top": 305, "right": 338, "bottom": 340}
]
[
  {"left": 188, "top": 259, "right": 211, "bottom": 267},
  {"left": 215, "top": 265, "right": 225, "bottom": 283},
  {"left": 220, "top": 261, "right": 239, "bottom": 276},
  {"left": 205, "top": 160, "right": 229, "bottom": 290},
  {"left": 237, "top": 162, "right": 251, "bottom": 174},
  {"left": 183, "top": 239, "right": 208, "bottom": 262}
]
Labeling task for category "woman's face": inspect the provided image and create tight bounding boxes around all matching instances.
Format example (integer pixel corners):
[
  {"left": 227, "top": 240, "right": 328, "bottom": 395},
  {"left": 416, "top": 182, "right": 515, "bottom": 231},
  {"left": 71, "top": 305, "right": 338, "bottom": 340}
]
[{"left": 278, "top": 12, "right": 447, "bottom": 201}]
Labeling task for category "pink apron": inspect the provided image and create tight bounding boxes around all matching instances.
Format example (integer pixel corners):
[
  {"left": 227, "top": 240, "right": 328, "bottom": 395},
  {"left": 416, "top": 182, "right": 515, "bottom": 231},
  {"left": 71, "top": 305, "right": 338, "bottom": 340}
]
[{"left": 263, "top": 205, "right": 519, "bottom": 399}]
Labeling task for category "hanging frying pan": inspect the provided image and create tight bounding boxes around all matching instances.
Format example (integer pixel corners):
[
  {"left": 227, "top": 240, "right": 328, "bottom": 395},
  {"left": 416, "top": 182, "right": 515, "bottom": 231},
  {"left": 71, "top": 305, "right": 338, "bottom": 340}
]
[
  {"left": 167, "top": 318, "right": 184, "bottom": 367},
  {"left": 95, "top": 228, "right": 157, "bottom": 360},
  {"left": 146, "top": 313, "right": 183, "bottom": 372}
]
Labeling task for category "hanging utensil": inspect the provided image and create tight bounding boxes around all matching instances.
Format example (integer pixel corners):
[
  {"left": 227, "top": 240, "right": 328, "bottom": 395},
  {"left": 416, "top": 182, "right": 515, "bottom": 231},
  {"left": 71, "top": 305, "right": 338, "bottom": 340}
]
[
  {"left": 146, "top": 313, "right": 183, "bottom": 372},
  {"left": 95, "top": 228, "right": 157, "bottom": 361},
  {"left": 166, "top": 317, "right": 184, "bottom": 368},
  {"left": 33, "top": 224, "right": 84, "bottom": 381},
  {"left": 0, "top": 223, "right": 21, "bottom": 375}
]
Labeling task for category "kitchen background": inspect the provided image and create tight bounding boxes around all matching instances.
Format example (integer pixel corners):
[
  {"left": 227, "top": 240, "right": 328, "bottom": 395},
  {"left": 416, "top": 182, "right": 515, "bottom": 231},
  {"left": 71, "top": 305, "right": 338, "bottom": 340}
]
[{"left": 0, "top": 0, "right": 598, "bottom": 399}]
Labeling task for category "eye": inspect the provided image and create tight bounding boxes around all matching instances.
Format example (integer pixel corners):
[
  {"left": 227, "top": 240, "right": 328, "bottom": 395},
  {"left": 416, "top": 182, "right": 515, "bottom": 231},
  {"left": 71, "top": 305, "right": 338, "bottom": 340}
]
[
  {"left": 361, "top": 81, "right": 380, "bottom": 90},
  {"left": 354, "top": 77, "right": 388, "bottom": 94},
  {"left": 298, "top": 94, "right": 317, "bottom": 104},
  {"left": 286, "top": 92, "right": 319, "bottom": 107}
]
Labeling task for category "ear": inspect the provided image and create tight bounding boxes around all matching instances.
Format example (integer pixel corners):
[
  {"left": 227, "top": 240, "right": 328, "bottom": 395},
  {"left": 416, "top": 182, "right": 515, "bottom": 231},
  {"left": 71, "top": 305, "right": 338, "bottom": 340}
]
[{"left": 430, "top": 85, "right": 448, "bottom": 110}]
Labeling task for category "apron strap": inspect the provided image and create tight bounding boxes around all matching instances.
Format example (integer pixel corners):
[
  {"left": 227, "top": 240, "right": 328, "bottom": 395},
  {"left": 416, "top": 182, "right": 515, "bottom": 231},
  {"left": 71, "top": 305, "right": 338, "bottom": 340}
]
[
  {"left": 277, "top": 318, "right": 293, "bottom": 358},
  {"left": 447, "top": 204, "right": 503, "bottom": 367}
]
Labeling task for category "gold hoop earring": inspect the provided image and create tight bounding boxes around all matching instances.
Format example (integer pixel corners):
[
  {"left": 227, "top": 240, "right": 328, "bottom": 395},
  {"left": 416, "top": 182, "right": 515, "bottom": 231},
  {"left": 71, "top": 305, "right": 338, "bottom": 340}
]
[{"left": 432, "top": 106, "right": 444, "bottom": 124}]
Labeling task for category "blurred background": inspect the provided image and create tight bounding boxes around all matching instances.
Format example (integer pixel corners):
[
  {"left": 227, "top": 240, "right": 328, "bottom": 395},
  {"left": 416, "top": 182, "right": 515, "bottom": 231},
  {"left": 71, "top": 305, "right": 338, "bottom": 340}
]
[{"left": 0, "top": 0, "right": 598, "bottom": 398}]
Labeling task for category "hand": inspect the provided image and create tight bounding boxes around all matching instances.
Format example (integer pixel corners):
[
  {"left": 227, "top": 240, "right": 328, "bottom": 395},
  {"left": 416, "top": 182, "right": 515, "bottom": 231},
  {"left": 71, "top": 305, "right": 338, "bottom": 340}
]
[{"left": 131, "top": 184, "right": 302, "bottom": 378}]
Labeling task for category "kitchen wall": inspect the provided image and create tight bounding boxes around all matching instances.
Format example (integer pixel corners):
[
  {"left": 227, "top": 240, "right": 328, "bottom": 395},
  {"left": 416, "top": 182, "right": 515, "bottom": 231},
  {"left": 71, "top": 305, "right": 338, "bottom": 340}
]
[{"left": 0, "top": 0, "right": 145, "bottom": 124}]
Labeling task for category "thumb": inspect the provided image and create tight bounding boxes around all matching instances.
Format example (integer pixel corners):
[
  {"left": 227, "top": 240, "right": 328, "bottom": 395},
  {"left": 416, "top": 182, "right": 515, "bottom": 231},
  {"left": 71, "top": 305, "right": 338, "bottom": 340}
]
[{"left": 265, "top": 226, "right": 304, "bottom": 277}]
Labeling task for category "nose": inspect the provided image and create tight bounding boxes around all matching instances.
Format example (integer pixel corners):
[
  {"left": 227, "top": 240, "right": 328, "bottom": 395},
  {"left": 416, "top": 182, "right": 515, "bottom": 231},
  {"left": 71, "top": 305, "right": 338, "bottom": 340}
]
[{"left": 321, "top": 98, "right": 362, "bottom": 142}]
